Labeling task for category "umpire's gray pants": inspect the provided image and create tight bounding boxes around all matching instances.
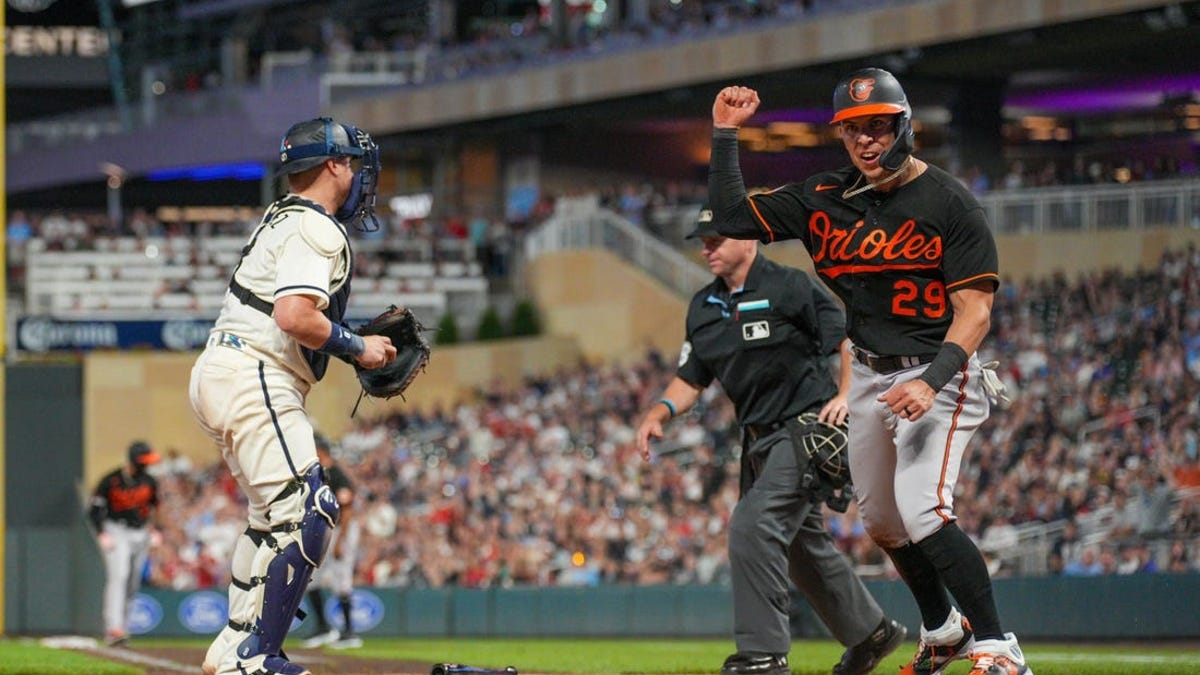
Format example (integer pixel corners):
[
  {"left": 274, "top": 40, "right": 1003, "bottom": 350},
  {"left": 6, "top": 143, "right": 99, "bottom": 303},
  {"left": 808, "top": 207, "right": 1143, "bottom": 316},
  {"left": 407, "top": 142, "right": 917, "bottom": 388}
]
[{"left": 729, "top": 427, "right": 882, "bottom": 654}]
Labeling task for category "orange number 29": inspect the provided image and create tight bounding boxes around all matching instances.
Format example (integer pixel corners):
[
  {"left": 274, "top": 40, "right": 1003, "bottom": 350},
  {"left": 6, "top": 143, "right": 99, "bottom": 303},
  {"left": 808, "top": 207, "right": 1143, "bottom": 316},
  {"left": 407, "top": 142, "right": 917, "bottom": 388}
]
[{"left": 892, "top": 280, "right": 946, "bottom": 318}]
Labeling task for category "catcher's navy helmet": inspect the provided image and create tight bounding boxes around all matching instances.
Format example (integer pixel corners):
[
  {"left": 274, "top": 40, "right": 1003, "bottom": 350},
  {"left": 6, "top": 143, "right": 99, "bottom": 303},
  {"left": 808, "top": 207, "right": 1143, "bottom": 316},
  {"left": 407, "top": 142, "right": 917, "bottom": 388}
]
[
  {"left": 830, "top": 67, "right": 914, "bottom": 172},
  {"left": 277, "top": 117, "right": 381, "bottom": 231},
  {"left": 277, "top": 117, "right": 362, "bottom": 175}
]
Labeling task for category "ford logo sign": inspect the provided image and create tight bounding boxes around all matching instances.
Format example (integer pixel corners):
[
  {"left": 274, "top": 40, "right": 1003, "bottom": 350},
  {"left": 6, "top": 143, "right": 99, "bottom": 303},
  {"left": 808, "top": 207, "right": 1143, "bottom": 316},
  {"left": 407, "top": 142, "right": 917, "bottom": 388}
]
[
  {"left": 128, "top": 593, "right": 164, "bottom": 635},
  {"left": 179, "top": 591, "right": 228, "bottom": 634},
  {"left": 324, "top": 590, "right": 385, "bottom": 633}
]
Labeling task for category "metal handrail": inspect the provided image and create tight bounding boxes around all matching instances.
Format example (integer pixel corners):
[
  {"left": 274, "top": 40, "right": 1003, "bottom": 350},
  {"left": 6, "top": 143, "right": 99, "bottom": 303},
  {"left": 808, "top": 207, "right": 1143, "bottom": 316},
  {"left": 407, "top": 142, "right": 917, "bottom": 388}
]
[
  {"left": 976, "top": 178, "right": 1200, "bottom": 234},
  {"left": 525, "top": 209, "right": 711, "bottom": 299}
]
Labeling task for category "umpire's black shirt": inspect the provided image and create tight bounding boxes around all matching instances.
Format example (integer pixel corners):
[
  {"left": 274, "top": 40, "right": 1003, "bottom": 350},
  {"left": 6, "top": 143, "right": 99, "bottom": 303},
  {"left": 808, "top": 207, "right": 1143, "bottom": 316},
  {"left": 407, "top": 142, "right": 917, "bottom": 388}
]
[{"left": 676, "top": 252, "right": 845, "bottom": 427}]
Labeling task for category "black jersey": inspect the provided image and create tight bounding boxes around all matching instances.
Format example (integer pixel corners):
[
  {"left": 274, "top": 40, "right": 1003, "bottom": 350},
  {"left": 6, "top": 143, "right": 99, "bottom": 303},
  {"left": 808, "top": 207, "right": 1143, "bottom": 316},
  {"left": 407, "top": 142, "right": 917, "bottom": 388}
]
[
  {"left": 711, "top": 152, "right": 999, "bottom": 356},
  {"left": 89, "top": 468, "right": 158, "bottom": 529},
  {"left": 326, "top": 463, "right": 353, "bottom": 495},
  {"left": 676, "top": 252, "right": 845, "bottom": 426}
]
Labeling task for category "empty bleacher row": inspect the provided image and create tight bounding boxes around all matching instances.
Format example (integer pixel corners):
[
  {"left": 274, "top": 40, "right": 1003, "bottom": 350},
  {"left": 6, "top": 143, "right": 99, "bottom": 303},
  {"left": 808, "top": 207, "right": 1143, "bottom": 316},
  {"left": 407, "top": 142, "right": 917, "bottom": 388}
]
[{"left": 22, "top": 235, "right": 487, "bottom": 322}]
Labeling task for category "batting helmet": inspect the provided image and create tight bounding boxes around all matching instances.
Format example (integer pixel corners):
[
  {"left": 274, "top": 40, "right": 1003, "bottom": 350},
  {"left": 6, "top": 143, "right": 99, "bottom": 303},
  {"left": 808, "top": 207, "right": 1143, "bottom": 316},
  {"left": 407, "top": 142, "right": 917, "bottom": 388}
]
[
  {"left": 128, "top": 440, "right": 161, "bottom": 466},
  {"left": 830, "top": 67, "right": 914, "bottom": 172},
  {"left": 795, "top": 411, "right": 849, "bottom": 489}
]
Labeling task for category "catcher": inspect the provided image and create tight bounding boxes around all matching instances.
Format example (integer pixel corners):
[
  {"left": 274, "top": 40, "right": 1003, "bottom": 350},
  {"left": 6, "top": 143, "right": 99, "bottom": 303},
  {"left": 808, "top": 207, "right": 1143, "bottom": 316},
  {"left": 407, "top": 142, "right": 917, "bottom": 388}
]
[
  {"left": 635, "top": 207, "right": 905, "bottom": 675},
  {"left": 190, "top": 117, "right": 425, "bottom": 675}
]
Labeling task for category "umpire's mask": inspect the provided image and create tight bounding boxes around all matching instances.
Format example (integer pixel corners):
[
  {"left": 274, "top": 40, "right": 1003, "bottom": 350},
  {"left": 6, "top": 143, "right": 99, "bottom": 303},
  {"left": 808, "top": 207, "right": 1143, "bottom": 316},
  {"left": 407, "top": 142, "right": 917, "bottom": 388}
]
[{"left": 277, "top": 117, "right": 381, "bottom": 232}]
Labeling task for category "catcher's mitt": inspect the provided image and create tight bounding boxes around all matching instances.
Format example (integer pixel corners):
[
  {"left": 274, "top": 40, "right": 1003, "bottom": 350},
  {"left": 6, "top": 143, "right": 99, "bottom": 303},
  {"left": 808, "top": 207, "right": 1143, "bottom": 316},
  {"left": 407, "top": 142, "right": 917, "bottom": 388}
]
[
  {"left": 793, "top": 411, "right": 850, "bottom": 489},
  {"left": 351, "top": 305, "right": 430, "bottom": 414}
]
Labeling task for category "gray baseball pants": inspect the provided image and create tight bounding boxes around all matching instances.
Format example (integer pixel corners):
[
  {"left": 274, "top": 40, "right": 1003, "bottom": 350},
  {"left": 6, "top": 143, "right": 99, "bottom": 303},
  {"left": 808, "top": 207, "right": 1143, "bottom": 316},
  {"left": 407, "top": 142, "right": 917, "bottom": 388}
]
[{"left": 729, "top": 427, "right": 883, "bottom": 655}]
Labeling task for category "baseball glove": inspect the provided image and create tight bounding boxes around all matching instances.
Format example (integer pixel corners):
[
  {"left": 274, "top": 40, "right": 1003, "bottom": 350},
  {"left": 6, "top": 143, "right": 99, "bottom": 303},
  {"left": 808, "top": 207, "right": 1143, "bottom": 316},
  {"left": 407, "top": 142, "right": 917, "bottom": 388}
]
[
  {"left": 794, "top": 411, "right": 850, "bottom": 489},
  {"left": 351, "top": 305, "right": 430, "bottom": 414}
]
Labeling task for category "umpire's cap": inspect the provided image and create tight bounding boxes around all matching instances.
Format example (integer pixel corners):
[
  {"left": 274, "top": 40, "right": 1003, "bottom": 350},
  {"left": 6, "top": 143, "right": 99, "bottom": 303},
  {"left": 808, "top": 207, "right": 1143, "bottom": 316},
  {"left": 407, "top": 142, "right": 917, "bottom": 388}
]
[
  {"left": 128, "top": 440, "right": 161, "bottom": 466},
  {"left": 685, "top": 206, "right": 719, "bottom": 239},
  {"left": 276, "top": 117, "right": 364, "bottom": 176},
  {"left": 830, "top": 67, "right": 909, "bottom": 123}
]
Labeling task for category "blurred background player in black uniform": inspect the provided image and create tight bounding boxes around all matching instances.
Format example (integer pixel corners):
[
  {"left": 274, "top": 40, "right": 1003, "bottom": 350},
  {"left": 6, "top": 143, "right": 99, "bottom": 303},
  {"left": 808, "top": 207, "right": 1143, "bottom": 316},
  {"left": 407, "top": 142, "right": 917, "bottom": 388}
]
[
  {"left": 302, "top": 434, "right": 364, "bottom": 649},
  {"left": 706, "top": 68, "right": 1030, "bottom": 675},
  {"left": 636, "top": 207, "right": 905, "bottom": 675},
  {"left": 89, "top": 440, "right": 162, "bottom": 647}
]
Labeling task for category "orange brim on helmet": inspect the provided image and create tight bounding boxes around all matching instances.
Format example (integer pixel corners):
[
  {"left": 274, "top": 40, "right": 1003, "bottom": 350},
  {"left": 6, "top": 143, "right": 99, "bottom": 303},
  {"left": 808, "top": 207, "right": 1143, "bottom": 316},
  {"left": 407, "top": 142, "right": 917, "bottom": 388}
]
[{"left": 829, "top": 102, "right": 907, "bottom": 124}]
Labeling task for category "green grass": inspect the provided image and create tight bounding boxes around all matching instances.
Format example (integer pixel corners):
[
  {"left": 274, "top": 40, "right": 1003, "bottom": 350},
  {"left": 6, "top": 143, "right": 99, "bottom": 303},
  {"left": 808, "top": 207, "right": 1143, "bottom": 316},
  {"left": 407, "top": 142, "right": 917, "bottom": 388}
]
[
  {"left": 0, "top": 639, "right": 140, "bottom": 675},
  {"left": 353, "top": 637, "right": 1200, "bottom": 675},
  {"left": 6, "top": 636, "right": 1199, "bottom": 675}
]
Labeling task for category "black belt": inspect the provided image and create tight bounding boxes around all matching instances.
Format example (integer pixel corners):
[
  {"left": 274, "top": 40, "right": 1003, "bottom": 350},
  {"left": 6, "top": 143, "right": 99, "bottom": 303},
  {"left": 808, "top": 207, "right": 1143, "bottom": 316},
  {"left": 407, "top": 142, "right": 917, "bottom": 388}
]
[
  {"left": 744, "top": 420, "right": 787, "bottom": 442},
  {"left": 854, "top": 349, "right": 935, "bottom": 375}
]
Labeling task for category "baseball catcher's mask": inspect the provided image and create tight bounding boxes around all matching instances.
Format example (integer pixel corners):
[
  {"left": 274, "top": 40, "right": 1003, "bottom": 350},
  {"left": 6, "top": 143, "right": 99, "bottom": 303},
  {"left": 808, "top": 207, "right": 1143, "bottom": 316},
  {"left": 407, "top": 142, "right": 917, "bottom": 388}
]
[
  {"left": 830, "top": 67, "right": 913, "bottom": 173},
  {"left": 791, "top": 411, "right": 850, "bottom": 489},
  {"left": 277, "top": 117, "right": 381, "bottom": 231}
]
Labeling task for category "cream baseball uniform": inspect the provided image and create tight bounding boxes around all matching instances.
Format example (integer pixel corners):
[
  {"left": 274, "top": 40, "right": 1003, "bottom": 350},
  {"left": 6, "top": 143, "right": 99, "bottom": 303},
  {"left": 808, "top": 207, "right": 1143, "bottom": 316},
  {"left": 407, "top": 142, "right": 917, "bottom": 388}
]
[{"left": 190, "top": 195, "right": 351, "bottom": 675}]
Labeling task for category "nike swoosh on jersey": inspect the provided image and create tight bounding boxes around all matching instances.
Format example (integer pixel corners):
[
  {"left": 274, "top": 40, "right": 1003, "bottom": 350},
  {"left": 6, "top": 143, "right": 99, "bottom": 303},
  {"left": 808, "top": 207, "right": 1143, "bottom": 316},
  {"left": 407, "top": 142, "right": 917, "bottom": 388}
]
[{"left": 815, "top": 184, "right": 839, "bottom": 191}]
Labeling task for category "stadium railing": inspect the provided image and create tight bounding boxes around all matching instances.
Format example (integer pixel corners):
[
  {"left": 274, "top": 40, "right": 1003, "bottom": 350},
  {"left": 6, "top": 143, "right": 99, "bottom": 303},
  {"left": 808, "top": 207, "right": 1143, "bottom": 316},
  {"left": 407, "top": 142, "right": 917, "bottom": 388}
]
[{"left": 523, "top": 206, "right": 711, "bottom": 299}]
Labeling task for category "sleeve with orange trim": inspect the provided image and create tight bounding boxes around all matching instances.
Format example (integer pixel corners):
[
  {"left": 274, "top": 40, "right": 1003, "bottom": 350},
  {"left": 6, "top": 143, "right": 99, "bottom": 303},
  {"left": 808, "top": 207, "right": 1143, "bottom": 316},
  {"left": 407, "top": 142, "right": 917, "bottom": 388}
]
[
  {"left": 708, "top": 129, "right": 775, "bottom": 243},
  {"left": 941, "top": 204, "right": 1000, "bottom": 293}
]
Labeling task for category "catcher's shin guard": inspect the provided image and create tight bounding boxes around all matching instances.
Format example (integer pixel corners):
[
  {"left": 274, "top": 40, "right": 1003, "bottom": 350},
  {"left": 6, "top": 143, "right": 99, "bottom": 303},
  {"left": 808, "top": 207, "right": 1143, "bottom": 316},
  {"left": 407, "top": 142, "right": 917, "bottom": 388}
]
[
  {"left": 204, "top": 529, "right": 268, "bottom": 675},
  {"left": 234, "top": 466, "right": 339, "bottom": 670}
]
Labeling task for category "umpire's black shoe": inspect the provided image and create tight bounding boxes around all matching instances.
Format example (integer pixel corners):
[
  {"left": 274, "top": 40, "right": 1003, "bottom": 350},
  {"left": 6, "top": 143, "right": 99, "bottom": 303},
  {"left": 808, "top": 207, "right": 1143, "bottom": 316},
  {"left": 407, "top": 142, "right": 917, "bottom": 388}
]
[
  {"left": 720, "top": 652, "right": 790, "bottom": 675},
  {"left": 832, "top": 617, "right": 908, "bottom": 675}
]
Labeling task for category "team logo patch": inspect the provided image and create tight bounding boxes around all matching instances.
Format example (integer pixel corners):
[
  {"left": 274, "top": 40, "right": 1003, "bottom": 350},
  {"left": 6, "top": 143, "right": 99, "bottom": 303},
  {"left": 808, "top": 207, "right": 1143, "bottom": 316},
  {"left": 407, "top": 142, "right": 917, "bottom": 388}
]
[
  {"left": 678, "top": 341, "right": 693, "bottom": 367},
  {"left": 742, "top": 321, "right": 770, "bottom": 341},
  {"left": 849, "top": 77, "right": 875, "bottom": 102},
  {"left": 179, "top": 591, "right": 228, "bottom": 634},
  {"left": 128, "top": 593, "right": 164, "bottom": 635}
]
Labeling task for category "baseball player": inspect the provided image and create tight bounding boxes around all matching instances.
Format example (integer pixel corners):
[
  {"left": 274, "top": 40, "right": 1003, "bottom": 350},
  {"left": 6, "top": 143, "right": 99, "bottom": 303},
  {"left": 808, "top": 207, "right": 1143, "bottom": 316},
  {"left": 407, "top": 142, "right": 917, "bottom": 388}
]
[
  {"left": 190, "top": 117, "right": 396, "bottom": 675},
  {"left": 89, "top": 440, "right": 161, "bottom": 647},
  {"left": 705, "top": 68, "right": 1030, "bottom": 675},
  {"left": 301, "top": 434, "right": 364, "bottom": 649},
  {"left": 636, "top": 207, "right": 906, "bottom": 675}
]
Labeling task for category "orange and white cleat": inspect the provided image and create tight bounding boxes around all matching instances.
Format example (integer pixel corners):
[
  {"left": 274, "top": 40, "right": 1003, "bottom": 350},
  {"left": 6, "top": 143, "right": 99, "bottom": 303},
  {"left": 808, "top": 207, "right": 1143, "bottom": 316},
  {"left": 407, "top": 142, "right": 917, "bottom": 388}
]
[
  {"left": 897, "top": 607, "right": 974, "bottom": 675},
  {"left": 966, "top": 633, "right": 1032, "bottom": 675}
]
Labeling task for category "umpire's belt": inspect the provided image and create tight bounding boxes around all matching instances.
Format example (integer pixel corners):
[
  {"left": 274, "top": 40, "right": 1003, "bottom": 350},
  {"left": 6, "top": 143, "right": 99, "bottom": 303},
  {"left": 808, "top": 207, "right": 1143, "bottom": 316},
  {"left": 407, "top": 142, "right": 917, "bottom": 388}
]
[
  {"left": 854, "top": 349, "right": 934, "bottom": 375},
  {"left": 744, "top": 420, "right": 787, "bottom": 442}
]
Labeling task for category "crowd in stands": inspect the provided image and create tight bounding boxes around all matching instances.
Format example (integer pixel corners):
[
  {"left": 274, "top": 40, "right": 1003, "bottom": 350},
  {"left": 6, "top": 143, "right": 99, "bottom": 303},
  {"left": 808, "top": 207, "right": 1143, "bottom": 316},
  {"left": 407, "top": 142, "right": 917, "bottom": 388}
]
[
  {"left": 138, "top": 245, "right": 1200, "bottom": 591},
  {"left": 7, "top": 159, "right": 1197, "bottom": 300}
]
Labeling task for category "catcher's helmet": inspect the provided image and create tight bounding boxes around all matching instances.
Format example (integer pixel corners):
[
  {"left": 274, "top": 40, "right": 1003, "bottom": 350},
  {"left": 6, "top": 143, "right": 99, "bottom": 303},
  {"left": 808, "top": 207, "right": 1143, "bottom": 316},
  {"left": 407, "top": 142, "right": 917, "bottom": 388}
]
[
  {"left": 277, "top": 117, "right": 362, "bottom": 175},
  {"left": 277, "top": 116, "right": 381, "bottom": 231},
  {"left": 830, "top": 67, "right": 914, "bottom": 172}
]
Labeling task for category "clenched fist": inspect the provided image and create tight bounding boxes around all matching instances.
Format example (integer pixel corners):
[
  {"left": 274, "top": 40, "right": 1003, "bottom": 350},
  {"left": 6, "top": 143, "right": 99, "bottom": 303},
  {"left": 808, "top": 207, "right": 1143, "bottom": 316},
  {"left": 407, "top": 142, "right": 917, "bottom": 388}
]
[{"left": 713, "top": 86, "right": 761, "bottom": 129}]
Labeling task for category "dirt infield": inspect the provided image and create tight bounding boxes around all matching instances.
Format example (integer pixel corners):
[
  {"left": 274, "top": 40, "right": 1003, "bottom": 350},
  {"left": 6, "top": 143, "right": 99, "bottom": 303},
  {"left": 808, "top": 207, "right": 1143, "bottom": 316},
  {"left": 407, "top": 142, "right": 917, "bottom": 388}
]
[{"left": 90, "top": 642, "right": 430, "bottom": 675}]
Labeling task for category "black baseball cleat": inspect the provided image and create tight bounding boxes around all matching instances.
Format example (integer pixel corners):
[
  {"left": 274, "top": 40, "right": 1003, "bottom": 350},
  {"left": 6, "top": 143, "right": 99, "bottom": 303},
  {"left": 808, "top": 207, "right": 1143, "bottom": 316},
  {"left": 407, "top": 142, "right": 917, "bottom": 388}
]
[
  {"left": 720, "top": 652, "right": 790, "bottom": 675},
  {"left": 831, "top": 617, "right": 908, "bottom": 675}
]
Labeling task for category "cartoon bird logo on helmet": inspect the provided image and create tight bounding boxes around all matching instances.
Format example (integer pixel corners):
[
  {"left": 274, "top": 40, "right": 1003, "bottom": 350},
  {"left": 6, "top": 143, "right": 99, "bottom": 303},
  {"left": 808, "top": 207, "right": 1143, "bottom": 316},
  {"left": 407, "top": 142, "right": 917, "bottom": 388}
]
[{"left": 831, "top": 67, "right": 913, "bottom": 173}]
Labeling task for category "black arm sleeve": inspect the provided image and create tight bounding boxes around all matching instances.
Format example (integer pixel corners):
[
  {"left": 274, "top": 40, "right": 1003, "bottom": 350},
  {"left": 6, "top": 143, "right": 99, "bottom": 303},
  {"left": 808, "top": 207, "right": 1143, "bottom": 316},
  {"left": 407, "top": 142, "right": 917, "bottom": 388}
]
[
  {"left": 88, "top": 482, "right": 107, "bottom": 532},
  {"left": 708, "top": 129, "right": 771, "bottom": 242}
]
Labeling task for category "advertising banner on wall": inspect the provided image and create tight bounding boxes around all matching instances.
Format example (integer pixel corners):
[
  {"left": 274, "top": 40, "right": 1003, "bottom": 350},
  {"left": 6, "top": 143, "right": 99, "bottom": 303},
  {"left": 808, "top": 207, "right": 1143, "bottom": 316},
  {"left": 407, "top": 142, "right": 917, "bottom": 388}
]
[{"left": 15, "top": 317, "right": 215, "bottom": 353}]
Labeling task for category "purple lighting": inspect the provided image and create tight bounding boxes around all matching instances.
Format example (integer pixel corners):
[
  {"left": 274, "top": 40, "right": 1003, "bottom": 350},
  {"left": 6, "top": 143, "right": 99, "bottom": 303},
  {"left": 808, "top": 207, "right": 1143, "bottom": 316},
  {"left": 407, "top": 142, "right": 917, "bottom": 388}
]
[{"left": 1006, "top": 73, "right": 1200, "bottom": 113}]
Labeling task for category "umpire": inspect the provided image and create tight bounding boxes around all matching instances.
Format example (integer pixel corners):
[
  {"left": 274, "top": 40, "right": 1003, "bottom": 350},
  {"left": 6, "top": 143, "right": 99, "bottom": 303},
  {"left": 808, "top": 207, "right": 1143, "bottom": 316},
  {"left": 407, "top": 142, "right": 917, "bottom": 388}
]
[{"left": 636, "top": 208, "right": 904, "bottom": 675}]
